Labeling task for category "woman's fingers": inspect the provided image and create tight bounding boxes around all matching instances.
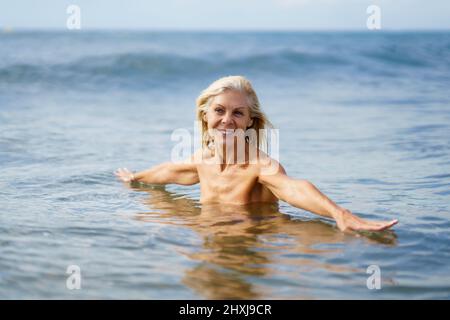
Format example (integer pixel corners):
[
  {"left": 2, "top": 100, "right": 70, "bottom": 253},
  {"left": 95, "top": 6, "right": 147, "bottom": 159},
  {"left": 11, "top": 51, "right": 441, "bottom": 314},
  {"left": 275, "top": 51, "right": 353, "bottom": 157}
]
[
  {"left": 379, "top": 219, "right": 398, "bottom": 230},
  {"left": 114, "top": 169, "right": 125, "bottom": 178},
  {"left": 371, "top": 219, "right": 398, "bottom": 230},
  {"left": 115, "top": 168, "right": 131, "bottom": 175},
  {"left": 116, "top": 168, "right": 129, "bottom": 175},
  {"left": 114, "top": 168, "right": 133, "bottom": 182},
  {"left": 354, "top": 219, "right": 398, "bottom": 231}
]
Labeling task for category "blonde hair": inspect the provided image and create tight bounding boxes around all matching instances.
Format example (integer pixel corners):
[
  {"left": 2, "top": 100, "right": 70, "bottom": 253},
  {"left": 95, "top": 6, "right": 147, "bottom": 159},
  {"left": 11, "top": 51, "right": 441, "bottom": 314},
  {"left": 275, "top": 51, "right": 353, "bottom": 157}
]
[{"left": 196, "top": 75, "right": 273, "bottom": 151}]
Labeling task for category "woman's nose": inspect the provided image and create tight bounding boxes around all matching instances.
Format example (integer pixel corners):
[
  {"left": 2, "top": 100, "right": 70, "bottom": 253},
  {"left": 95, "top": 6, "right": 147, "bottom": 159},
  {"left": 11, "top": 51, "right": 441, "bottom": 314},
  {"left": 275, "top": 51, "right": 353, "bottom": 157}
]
[{"left": 221, "top": 112, "right": 233, "bottom": 124}]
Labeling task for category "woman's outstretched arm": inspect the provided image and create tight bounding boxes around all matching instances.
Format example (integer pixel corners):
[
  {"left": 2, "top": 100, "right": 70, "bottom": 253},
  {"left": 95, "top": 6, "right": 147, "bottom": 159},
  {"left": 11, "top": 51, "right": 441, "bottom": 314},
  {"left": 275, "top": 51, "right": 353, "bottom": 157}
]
[
  {"left": 115, "top": 159, "right": 199, "bottom": 186},
  {"left": 258, "top": 159, "right": 398, "bottom": 232}
]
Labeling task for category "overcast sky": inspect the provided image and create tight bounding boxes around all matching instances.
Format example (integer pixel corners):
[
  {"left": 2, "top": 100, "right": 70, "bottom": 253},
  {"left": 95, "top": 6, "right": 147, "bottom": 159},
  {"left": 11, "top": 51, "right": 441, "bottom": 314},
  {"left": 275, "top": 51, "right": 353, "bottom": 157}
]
[{"left": 1, "top": 0, "right": 449, "bottom": 30}]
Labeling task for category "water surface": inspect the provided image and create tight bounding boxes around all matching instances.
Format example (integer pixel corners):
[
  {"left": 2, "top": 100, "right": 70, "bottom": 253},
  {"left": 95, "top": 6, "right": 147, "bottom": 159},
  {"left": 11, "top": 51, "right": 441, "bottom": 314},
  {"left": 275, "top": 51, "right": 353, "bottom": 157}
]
[{"left": 1, "top": 31, "right": 449, "bottom": 299}]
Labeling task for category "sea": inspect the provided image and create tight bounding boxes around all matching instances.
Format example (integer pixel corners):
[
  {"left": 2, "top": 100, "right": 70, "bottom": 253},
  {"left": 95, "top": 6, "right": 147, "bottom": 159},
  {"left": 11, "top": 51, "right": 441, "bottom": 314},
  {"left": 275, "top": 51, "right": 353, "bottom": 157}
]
[{"left": 0, "top": 31, "right": 449, "bottom": 299}]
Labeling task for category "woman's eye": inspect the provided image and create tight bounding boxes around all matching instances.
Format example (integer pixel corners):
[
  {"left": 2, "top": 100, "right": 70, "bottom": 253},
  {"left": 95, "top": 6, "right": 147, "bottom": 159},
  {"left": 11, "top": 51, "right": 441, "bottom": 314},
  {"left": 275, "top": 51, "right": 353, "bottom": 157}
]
[
  {"left": 234, "top": 111, "right": 243, "bottom": 116},
  {"left": 215, "top": 108, "right": 224, "bottom": 114}
]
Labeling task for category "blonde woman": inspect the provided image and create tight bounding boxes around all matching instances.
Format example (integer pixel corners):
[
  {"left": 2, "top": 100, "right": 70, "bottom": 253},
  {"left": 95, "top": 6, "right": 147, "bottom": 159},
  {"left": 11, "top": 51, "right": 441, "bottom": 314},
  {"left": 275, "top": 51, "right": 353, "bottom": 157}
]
[{"left": 115, "top": 76, "right": 398, "bottom": 232}]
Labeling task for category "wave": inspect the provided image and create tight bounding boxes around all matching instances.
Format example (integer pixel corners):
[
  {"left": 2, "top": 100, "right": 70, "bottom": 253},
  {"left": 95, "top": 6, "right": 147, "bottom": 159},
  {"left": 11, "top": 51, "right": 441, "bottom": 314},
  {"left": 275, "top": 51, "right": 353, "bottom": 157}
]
[
  {"left": 0, "top": 49, "right": 348, "bottom": 82},
  {"left": 0, "top": 42, "right": 448, "bottom": 89}
]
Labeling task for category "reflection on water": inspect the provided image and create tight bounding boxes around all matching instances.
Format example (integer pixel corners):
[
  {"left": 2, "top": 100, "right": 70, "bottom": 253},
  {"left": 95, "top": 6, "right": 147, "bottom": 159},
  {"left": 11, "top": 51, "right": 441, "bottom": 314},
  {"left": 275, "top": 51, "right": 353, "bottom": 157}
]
[{"left": 131, "top": 184, "right": 397, "bottom": 299}]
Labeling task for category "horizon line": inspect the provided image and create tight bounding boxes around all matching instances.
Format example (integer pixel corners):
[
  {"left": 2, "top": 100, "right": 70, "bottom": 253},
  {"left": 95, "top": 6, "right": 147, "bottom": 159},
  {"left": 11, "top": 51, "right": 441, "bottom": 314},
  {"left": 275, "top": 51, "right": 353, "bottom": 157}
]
[{"left": 2, "top": 27, "right": 450, "bottom": 33}]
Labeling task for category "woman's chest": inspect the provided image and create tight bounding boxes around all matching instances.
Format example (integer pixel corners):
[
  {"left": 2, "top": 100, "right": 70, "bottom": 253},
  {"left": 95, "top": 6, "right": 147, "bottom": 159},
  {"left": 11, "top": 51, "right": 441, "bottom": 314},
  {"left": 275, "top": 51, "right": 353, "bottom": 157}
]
[{"left": 197, "top": 165, "right": 273, "bottom": 203}]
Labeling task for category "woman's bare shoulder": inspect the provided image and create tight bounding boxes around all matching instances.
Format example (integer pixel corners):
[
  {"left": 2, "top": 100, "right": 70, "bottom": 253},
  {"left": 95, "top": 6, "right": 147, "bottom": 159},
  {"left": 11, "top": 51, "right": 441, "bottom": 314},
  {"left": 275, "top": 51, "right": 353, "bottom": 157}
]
[
  {"left": 252, "top": 149, "right": 286, "bottom": 175},
  {"left": 189, "top": 148, "right": 213, "bottom": 164}
]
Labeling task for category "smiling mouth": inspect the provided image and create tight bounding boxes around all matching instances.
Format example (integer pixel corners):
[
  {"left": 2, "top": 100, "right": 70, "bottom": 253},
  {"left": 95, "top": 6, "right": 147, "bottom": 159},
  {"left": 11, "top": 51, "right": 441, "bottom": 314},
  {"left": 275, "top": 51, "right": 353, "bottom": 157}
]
[{"left": 217, "top": 129, "right": 235, "bottom": 136}]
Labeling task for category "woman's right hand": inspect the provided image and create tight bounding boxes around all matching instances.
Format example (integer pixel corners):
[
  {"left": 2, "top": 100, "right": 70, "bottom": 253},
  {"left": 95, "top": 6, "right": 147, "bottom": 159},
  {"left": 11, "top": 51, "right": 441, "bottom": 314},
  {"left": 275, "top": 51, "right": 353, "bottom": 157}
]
[{"left": 114, "top": 168, "right": 136, "bottom": 183}]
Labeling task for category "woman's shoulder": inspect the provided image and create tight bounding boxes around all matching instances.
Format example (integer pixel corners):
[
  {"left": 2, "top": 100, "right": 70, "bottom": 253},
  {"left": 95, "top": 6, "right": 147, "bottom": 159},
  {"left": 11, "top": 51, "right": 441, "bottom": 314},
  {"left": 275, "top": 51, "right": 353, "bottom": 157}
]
[
  {"left": 250, "top": 148, "right": 279, "bottom": 164},
  {"left": 252, "top": 148, "right": 285, "bottom": 176},
  {"left": 189, "top": 148, "right": 213, "bottom": 165}
]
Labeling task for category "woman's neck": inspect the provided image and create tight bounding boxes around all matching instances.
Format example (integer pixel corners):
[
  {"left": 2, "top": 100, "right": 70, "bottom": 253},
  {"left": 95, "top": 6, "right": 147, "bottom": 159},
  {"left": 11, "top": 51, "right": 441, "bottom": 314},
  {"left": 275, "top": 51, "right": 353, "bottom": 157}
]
[{"left": 214, "top": 141, "right": 251, "bottom": 166}]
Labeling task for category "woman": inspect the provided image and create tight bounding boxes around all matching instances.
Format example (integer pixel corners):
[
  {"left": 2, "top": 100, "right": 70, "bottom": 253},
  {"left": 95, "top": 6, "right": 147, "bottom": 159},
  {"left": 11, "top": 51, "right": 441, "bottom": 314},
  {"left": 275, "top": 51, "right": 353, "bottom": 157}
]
[{"left": 115, "top": 76, "right": 398, "bottom": 232}]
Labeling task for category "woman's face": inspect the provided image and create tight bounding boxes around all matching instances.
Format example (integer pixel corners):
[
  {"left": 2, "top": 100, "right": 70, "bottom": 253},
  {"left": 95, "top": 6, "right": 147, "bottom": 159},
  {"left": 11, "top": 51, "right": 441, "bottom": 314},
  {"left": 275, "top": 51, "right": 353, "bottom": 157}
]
[{"left": 204, "top": 90, "right": 253, "bottom": 145}]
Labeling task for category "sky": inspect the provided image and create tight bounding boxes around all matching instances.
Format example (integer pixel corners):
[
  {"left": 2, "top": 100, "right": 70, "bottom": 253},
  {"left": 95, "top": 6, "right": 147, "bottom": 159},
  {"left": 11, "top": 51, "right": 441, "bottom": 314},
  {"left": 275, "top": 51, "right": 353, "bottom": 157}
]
[{"left": 1, "top": 0, "right": 449, "bottom": 30}]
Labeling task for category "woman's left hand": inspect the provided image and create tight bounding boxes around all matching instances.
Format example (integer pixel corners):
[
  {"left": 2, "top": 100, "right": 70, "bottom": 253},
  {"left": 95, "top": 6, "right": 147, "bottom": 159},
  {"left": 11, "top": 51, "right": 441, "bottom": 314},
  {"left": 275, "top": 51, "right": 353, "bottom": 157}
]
[
  {"left": 335, "top": 209, "right": 398, "bottom": 232},
  {"left": 114, "top": 168, "right": 135, "bottom": 183}
]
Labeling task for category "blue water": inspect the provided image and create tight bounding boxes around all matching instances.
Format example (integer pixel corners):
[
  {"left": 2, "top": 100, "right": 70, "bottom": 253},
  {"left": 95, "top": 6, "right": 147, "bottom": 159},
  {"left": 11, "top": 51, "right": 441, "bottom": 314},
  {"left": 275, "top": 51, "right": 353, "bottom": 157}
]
[{"left": 1, "top": 31, "right": 450, "bottom": 299}]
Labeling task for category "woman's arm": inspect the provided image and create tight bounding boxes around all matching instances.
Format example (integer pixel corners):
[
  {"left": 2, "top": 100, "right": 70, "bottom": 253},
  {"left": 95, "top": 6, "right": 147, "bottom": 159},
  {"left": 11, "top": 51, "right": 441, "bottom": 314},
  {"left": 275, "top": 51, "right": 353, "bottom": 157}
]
[
  {"left": 115, "top": 161, "right": 199, "bottom": 186},
  {"left": 258, "top": 160, "right": 398, "bottom": 232}
]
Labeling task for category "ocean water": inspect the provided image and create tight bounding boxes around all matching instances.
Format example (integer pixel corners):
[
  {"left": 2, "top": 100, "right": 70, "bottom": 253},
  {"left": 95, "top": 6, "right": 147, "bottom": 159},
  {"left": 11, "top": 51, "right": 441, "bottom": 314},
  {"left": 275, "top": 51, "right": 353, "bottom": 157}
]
[{"left": 0, "top": 31, "right": 450, "bottom": 299}]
